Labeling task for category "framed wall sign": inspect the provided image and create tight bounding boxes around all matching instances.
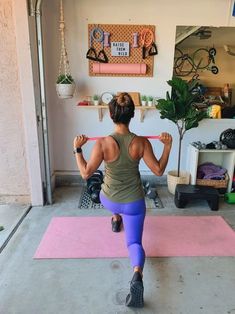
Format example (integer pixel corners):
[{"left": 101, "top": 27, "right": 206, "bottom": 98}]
[{"left": 111, "top": 42, "right": 130, "bottom": 57}]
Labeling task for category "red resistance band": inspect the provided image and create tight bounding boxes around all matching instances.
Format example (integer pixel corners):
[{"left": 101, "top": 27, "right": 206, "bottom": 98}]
[{"left": 87, "top": 135, "right": 160, "bottom": 141}]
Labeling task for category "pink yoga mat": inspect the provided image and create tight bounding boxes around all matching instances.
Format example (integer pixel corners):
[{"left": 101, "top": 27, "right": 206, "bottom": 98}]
[{"left": 34, "top": 216, "right": 235, "bottom": 259}]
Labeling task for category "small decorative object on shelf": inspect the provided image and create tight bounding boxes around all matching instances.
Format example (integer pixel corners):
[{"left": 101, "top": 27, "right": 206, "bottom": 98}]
[
  {"left": 141, "top": 95, "right": 147, "bottom": 106},
  {"left": 56, "top": 0, "right": 75, "bottom": 99},
  {"left": 147, "top": 96, "right": 153, "bottom": 106},
  {"left": 77, "top": 101, "right": 89, "bottom": 106},
  {"left": 101, "top": 92, "right": 114, "bottom": 105},
  {"left": 93, "top": 95, "right": 100, "bottom": 106}
]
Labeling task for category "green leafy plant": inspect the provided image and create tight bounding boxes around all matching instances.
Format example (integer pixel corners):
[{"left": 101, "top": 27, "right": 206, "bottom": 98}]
[
  {"left": 141, "top": 95, "right": 147, "bottom": 101},
  {"left": 93, "top": 94, "right": 99, "bottom": 101},
  {"left": 148, "top": 96, "right": 153, "bottom": 101},
  {"left": 157, "top": 76, "right": 206, "bottom": 177},
  {"left": 56, "top": 74, "right": 74, "bottom": 84}
]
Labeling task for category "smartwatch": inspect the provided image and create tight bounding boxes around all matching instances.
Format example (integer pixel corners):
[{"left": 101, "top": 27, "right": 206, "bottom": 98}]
[{"left": 73, "top": 147, "right": 82, "bottom": 154}]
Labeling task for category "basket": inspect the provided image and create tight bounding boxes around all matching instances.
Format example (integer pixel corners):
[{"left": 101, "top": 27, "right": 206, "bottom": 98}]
[
  {"left": 196, "top": 173, "right": 229, "bottom": 188},
  {"left": 167, "top": 170, "right": 190, "bottom": 194}
]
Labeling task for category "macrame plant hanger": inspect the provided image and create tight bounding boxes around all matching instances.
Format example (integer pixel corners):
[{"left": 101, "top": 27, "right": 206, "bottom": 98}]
[{"left": 56, "top": 0, "right": 75, "bottom": 98}]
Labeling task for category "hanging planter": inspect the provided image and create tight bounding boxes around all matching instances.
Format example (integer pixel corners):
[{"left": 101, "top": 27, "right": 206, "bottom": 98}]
[
  {"left": 56, "top": 0, "right": 75, "bottom": 99},
  {"left": 56, "top": 74, "right": 75, "bottom": 99}
]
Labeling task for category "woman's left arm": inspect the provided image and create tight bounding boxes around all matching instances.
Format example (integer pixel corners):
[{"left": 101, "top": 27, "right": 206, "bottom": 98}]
[{"left": 73, "top": 135, "right": 104, "bottom": 180}]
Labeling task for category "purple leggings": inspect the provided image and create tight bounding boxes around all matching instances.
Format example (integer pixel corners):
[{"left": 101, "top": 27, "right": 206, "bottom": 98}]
[{"left": 100, "top": 192, "right": 146, "bottom": 269}]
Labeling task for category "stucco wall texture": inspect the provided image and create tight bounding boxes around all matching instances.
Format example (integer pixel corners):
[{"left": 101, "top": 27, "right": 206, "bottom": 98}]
[{"left": 0, "top": 0, "right": 29, "bottom": 201}]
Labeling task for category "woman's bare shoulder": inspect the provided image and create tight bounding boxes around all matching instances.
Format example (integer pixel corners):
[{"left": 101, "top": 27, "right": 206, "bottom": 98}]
[{"left": 132, "top": 135, "right": 148, "bottom": 144}]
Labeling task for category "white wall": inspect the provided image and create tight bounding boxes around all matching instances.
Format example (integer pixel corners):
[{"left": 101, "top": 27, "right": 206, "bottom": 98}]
[
  {"left": 42, "top": 0, "right": 235, "bottom": 176},
  {"left": 0, "top": 0, "right": 29, "bottom": 202}
]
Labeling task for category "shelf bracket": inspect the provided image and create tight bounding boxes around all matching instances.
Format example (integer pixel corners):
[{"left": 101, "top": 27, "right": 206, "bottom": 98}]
[
  {"left": 98, "top": 108, "right": 103, "bottom": 122},
  {"left": 140, "top": 110, "right": 145, "bottom": 122}
]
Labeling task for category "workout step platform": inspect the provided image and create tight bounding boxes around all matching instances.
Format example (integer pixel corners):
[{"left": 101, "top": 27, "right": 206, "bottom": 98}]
[{"left": 174, "top": 184, "right": 220, "bottom": 211}]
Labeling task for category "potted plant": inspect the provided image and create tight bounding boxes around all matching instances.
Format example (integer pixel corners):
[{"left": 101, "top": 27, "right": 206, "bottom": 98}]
[
  {"left": 141, "top": 95, "right": 147, "bottom": 106},
  {"left": 157, "top": 77, "right": 206, "bottom": 194},
  {"left": 56, "top": 74, "right": 76, "bottom": 99},
  {"left": 93, "top": 94, "right": 99, "bottom": 106},
  {"left": 147, "top": 96, "right": 154, "bottom": 106}
]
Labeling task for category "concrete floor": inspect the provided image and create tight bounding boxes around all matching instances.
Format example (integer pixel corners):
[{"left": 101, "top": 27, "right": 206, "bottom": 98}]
[
  {"left": 0, "top": 185, "right": 235, "bottom": 314},
  {"left": 0, "top": 204, "right": 31, "bottom": 252}
]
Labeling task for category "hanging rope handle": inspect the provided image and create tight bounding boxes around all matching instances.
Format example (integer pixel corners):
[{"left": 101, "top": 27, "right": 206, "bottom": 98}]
[
  {"left": 140, "top": 28, "right": 154, "bottom": 48},
  {"left": 89, "top": 26, "right": 105, "bottom": 49},
  {"left": 58, "top": 0, "right": 71, "bottom": 77},
  {"left": 87, "top": 136, "right": 160, "bottom": 141}
]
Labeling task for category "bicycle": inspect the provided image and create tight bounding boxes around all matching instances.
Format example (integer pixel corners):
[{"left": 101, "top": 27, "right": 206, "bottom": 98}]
[{"left": 174, "top": 47, "right": 219, "bottom": 77}]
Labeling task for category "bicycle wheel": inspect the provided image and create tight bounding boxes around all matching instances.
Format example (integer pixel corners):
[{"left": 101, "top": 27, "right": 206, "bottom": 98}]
[
  {"left": 174, "top": 55, "right": 194, "bottom": 76},
  {"left": 174, "top": 48, "right": 184, "bottom": 67},
  {"left": 192, "top": 48, "right": 210, "bottom": 69}
]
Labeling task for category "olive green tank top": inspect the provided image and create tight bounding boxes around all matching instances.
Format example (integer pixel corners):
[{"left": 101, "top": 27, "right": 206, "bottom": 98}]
[{"left": 101, "top": 132, "right": 145, "bottom": 203}]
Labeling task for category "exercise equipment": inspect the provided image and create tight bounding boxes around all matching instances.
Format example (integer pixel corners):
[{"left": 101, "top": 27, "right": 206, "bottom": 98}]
[
  {"left": 86, "top": 170, "right": 103, "bottom": 204},
  {"left": 192, "top": 141, "right": 228, "bottom": 150},
  {"left": 86, "top": 26, "right": 109, "bottom": 63},
  {"left": 87, "top": 135, "right": 160, "bottom": 141},
  {"left": 142, "top": 181, "right": 157, "bottom": 200},
  {"left": 132, "top": 32, "right": 139, "bottom": 48},
  {"left": 220, "top": 128, "right": 235, "bottom": 149},
  {"left": 140, "top": 28, "right": 158, "bottom": 59},
  {"left": 175, "top": 184, "right": 219, "bottom": 211},
  {"left": 92, "top": 63, "right": 146, "bottom": 75},
  {"left": 224, "top": 192, "right": 235, "bottom": 204}
]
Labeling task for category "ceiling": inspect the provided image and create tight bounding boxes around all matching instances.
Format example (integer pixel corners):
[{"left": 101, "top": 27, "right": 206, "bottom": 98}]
[{"left": 176, "top": 26, "right": 235, "bottom": 48}]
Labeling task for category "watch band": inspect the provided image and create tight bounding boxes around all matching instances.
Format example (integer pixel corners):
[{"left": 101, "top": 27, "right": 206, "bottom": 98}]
[{"left": 73, "top": 147, "right": 82, "bottom": 154}]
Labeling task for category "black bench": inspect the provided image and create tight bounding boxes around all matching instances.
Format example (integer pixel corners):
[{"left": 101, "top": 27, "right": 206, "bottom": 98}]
[{"left": 174, "top": 184, "right": 220, "bottom": 211}]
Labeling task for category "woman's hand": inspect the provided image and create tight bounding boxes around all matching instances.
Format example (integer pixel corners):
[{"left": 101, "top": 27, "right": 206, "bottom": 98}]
[
  {"left": 73, "top": 134, "right": 88, "bottom": 149},
  {"left": 159, "top": 132, "right": 172, "bottom": 147}
]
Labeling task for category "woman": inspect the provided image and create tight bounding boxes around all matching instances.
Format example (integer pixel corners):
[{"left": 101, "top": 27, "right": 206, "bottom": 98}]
[{"left": 74, "top": 93, "right": 172, "bottom": 308}]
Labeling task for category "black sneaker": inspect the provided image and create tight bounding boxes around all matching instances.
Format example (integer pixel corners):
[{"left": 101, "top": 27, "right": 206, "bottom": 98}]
[
  {"left": 125, "top": 272, "right": 144, "bottom": 308},
  {"left": 111, "top": 216, "right": 122, "bottom": 232}
]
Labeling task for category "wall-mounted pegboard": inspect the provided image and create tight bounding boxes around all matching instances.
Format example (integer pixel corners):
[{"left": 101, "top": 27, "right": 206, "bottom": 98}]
[{"left": 87, "top": 24, "right": 157, "bottom": 77}]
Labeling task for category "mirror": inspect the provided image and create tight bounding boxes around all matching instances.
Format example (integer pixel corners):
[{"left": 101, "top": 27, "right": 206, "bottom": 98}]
[{"left": 173, "top": 26, "right": 235, "bottom": 118}]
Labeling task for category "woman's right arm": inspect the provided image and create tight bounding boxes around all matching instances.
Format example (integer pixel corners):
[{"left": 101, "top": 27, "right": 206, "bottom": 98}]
[{"left": 143, "top": 133, "right": 172, "bottom": 176}]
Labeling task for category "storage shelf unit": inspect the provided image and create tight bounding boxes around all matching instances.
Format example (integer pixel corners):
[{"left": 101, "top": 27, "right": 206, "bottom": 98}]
[
  {"left": 187, "top": 144, "right": 235, "bottom": 192},
  {"left": 77, "top": 105, "right": 156, "bottom": 122}
]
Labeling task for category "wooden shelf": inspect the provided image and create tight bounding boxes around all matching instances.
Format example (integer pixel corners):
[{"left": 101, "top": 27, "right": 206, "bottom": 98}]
[
  {"left": 138, "top": 106, "right": 156, "bottom": 122},
  {"left": 77, "top": 105, "right": 156, "bottom": 122}
]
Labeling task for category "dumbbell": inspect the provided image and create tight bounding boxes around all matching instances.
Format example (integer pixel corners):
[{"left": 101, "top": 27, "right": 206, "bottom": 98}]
[
  {"left": 87, "top": 182, "right": 102, "bottom": 204},
  {"left": 87, "top": 177, "right": 102, "bottom": 192},
  {"left": 87, "top": 171, "right": 103, "bottom": 193},
  {"left": 91, "top": 188, "right": 101, "bottom": 203},
  {"left": 142, "top": 181, "right": 150, "bottom": 195},
  {"left": 142, "top": 181, "right": 157, "bottom": 200},
  {"left": 146, "top": 187, "right": 157, "bottom": 200},
  {"left": 94, "top": 170, "right": 103, "bottom": 179},
  {"left": 87, "top": 182, "right": 100, "bottom": 194},
  {"left": 86, "top": 170, "right": 103, "bottom": 204}
]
